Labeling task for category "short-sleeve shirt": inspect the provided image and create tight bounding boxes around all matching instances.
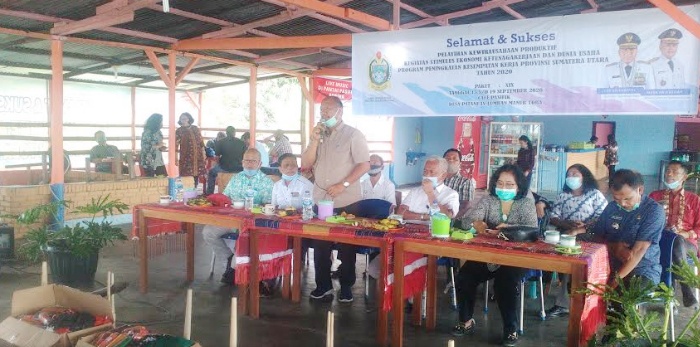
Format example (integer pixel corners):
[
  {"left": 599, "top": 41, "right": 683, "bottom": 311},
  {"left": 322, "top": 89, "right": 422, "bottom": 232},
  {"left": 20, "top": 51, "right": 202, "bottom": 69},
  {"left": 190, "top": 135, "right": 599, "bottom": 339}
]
[
  {"left": 361, "top": 174, "right": 396, "bottom": 205},
  {"left": 401, "top": 184, "right": 460, "bottom": 219},
  {"left": 272, "top": 176, "right": 313, "bottom": 209},
  {"left": 215, "top": 137, "right": 246, "bottom": 172},
  {"left": 550, "top": 189, "right": 608, "bottom": 223},
  {"left": 312, "top": 123, "right": 370, "bottom": 208},
  {"left": 592, "top": 196, "right": 664, "bottom": 284},
  {"left": 89, "top": 144, "right": 120, "bottom": 173},
  {"left": 222, "top": 170, "right": 273, "bottom": 205}
]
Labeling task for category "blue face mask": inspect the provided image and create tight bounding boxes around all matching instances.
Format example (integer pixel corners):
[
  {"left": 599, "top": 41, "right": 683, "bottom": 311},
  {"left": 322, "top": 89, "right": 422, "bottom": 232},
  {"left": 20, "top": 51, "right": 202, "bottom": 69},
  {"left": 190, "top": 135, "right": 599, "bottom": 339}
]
[
  {"left": 495, "top": 188, "right": 517, "bottom": 201},
  {"left": 282, "top": 173, "right": 298, "bottom": 181},
  {"left": 617, "top": 202, "right": 640, "bottom": 212},
  {"left": 565, "top": 177, "right": 582, "bottom": 190},
  {"left": 664, "top": 180, "right": 682, "bottom": 190},
  {"left": 423, "top": 176, "right": 439, "bottom": 188},
  {"left": 243, "top": 168, "right": 258, "bottom": 177},
  {"left": 323, "top": 115, "right": 338, "bottom": 128}
]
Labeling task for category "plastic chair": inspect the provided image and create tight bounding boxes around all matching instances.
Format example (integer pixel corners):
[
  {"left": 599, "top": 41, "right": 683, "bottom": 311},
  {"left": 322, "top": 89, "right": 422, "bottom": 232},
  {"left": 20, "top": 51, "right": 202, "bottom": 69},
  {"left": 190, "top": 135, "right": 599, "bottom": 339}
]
[
  {"left": 688, "top": 254, "right": 700, "bottom": 310},
  {"left": 209, "top": 232, "right": 239, "bottom": 277},
  {"left": 658, "top": 230, "right": 678, "bottom": 341},
  {"left": 437, "top": 257, "right": 458, "bottom": 309}
]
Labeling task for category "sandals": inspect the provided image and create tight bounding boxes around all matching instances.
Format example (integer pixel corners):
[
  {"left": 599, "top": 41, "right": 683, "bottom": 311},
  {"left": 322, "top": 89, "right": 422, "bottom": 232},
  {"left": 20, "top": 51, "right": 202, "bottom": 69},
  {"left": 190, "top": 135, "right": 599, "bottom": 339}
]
[{"left": 451, "top": 319, "right": 476, "bottom": 337}]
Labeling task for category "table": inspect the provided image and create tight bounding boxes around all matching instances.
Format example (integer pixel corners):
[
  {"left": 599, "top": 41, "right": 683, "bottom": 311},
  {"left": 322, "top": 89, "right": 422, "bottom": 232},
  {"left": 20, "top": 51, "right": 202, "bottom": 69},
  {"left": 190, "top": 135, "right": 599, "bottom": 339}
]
[
  {"left": 391, "top": 236, "right": 609, "bottom": 347},
  {"left": 133, "top": 204, "right": 248, "bottom": 294}
]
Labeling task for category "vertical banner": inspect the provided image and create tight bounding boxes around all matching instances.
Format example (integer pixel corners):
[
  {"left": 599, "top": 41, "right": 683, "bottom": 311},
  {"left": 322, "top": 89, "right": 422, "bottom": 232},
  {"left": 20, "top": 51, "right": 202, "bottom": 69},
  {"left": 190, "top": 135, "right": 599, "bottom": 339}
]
[{"left": 352, "top": 5, "right": 700, "bottom": 116}]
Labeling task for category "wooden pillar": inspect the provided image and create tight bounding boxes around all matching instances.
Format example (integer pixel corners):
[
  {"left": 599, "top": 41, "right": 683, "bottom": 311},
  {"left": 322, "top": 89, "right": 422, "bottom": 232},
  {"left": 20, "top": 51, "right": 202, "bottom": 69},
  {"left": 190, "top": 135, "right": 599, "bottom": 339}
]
[
  {"left": 249, "top": 66, "right": 257, "bottom": 147},
  {"left": 167, "top": 52, "right": 177, "bottom": 177},
  {"left": 131, "top": 87, "right": 136, "bottom": 152},
  {"left": 49, "top": 40, "right": 64, "bottom": 184},
  {"left": 307, "top": 77, "right": 315, "bottom": 143},
  {"left": 197, "top": 92, "right": 203, "bottom": 127}
]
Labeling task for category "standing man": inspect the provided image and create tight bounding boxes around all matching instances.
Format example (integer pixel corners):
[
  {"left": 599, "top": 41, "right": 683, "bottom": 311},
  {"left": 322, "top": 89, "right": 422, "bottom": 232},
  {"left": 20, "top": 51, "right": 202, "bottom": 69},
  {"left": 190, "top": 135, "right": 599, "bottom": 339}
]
[
  {"left": 242, "top": 132, "right": 270, "bottom": 168},
  {"left": 264, "top": 130, "right": 294, "bottom": 167},
  {"left": 443, "top": 148, "right": 473, "bottom": 218},
  {"left": 649, "top": 161, "right": 699, "bottom": 307},
  {"left": 361, "top": 154, "right": 396, "bottom": 206},
  {"left": 650, "top": 28, "right": 685, "bottom": 89},
  {"left": 604, "top": 33, "right": 654, "bottom": 89},
  {"left": 206, "top": 126, "right": 246, "bottom": 195},
  {"left": 571, "top": 170, "right": 663, "bottom": 315},
  {"left": 89, "top": 131, "right": 122, "bottom": 173},
  {"left": 301, "top": 95, "right": 370, "bottom": 302}
]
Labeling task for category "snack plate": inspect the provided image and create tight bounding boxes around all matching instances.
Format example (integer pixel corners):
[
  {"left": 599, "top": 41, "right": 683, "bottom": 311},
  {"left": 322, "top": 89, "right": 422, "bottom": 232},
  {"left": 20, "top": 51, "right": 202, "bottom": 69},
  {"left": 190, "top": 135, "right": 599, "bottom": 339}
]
[
  {"left": 186, "top": 203, "right": 213, "bottom": 208},
  {"left": 554, "top": 244, "right": 583, "bottom": 255}
]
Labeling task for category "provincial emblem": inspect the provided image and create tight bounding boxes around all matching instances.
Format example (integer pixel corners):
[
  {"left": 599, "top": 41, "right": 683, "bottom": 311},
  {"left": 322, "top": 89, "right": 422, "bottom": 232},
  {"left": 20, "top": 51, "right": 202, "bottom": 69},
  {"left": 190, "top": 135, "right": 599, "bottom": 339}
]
[{"left": 369, "top": 51, "right": 391, "bottom": 91}]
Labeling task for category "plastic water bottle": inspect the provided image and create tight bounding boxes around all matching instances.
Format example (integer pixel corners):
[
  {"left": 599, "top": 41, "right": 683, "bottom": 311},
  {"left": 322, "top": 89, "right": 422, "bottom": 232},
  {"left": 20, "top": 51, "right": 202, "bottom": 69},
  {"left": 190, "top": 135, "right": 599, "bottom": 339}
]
[
  {"left": 244, "top": 184, "right": 255, "bottom": 211},
  {"left": 302, "top": 191, "right": 313, "bottom": 221},
  {"left": 429, "top": 201, "right": 440, "bottom": 216},
  {"left": 174, "top": 177, "right": 184, "bottom": 202}
]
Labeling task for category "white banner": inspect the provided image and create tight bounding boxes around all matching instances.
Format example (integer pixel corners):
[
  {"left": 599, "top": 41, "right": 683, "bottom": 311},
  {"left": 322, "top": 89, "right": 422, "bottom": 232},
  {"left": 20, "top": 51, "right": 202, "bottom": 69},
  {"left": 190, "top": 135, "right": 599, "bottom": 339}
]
[{"left": 352, "top": 5, "right": 700, "bottom": 116}]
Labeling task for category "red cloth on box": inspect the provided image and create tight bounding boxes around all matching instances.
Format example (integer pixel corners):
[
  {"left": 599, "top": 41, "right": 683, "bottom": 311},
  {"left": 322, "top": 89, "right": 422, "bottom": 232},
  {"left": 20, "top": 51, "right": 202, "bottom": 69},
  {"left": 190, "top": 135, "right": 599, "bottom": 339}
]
[{"left": 234, "top": 232, "right": 292, "bottom": 285}]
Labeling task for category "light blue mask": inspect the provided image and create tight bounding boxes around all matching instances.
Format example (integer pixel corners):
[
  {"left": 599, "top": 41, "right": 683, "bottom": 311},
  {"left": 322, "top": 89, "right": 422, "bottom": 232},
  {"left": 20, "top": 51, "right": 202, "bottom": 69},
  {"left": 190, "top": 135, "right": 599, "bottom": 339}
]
[
  {"left": 617, "top": 202, "right": 640, "bottom": 212},
  {"left": 243, "top": 168, "right": 258, "bottom": 177},
  {"left": 495, "top": 188, "right": 517, "bottom": 201},
  {"left": 664, "top": 180, "right": 682, "bottom": 190},
  {"left": 423, "top": 176, "right": 439, "bottom": 188},
  {"left": 565, "top": 177, "right": 582, "bottom": 190},
  {"left": 282, "top": 173, "right": 298, "bottom": 182}
]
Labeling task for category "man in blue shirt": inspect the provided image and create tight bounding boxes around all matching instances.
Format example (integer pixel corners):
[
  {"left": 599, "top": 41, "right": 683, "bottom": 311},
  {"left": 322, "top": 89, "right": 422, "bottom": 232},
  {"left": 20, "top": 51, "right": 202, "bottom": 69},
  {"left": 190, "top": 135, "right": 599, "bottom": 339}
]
[{"left": 592, "top": 170, "right": 663, "bottom": 287}]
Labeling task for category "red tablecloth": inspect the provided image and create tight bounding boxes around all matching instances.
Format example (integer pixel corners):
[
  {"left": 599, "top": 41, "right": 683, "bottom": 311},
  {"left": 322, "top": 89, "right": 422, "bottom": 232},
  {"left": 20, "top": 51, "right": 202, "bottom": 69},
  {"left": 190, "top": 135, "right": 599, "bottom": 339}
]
[{"left": 392, "top": 231, "right": 609, "bottom": 346}]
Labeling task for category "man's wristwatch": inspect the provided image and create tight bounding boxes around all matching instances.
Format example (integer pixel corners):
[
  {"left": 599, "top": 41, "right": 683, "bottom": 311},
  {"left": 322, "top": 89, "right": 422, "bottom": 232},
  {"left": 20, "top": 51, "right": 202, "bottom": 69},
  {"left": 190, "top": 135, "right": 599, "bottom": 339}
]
[{"left": 342, "top": 181, "right": 350, "bottom": 188}]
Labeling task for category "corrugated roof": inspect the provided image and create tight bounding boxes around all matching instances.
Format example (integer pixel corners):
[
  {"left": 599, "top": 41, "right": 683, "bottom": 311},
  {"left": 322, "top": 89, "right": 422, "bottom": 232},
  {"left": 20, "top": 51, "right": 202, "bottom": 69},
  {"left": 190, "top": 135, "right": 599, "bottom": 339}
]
[{"left": 0, "top": 0, "right": 693, "bottom": 91}]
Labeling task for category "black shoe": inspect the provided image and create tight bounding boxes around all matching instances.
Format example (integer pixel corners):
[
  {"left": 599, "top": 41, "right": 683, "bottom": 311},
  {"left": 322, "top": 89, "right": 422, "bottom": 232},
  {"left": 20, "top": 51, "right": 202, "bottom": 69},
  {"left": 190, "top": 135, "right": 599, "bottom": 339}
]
[
  {"left": 681, "top": 285, "right": 699, "bottom": 308},
  {"left": 220, "top": 268, "right": 235, "bottom": 285},
  {"left": 451, "top": 319, "right": 475, "bottom": 337},
  {"left": 338, "top": 286, "right": 354, "bottom": 303},
  {"left": 545, "top": 305, "right": 569, "bottom": 318},
  {"left": 310, "top": 287, "right": 334, "bottom": 300},
  {"left": 502, "top": 331, "right": 518, "bottom": 346}
]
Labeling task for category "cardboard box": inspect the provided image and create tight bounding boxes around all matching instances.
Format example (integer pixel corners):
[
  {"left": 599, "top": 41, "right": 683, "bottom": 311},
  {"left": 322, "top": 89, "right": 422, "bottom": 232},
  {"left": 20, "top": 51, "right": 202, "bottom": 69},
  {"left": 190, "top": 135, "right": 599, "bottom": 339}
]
[
  {"left": 76, "top": 332, "right": 202, "bottom": 347},
  {"left": 0, "top": 285, "right": 112, "bottom": 347}
]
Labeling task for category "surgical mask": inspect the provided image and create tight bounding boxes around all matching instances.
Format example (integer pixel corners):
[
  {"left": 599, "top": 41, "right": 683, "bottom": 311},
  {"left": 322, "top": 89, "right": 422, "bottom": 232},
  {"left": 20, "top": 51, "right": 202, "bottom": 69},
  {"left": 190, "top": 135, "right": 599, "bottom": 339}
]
[
  {"left": 368, "top": 165, "right": 383, "bottom": 176},
  {"left": 617, "top": 202, "right": 640, "bottom": 212},
  {"left": 243, "top": 168, "right": 258, "bottom": 177},
  {"left": 447, "top": 162, "right": 460, "bottom": 174},
  {"left": 565, "top": 177, "right": 582, "bottom": 190},
  {"left": 323, "top": 109, "right": 340, "bottom": 128},
  {"left": 423, "top": 176, "right": 439, "bottom": 188},
  {"left": 664, "top": 180, "right": 682, "bottom": 190},
  {"left": 282, "top": 173, "right": 298, "bottom": 182},
  {"left": 495, "top": 188, "right": 517, "bottom": 201}
]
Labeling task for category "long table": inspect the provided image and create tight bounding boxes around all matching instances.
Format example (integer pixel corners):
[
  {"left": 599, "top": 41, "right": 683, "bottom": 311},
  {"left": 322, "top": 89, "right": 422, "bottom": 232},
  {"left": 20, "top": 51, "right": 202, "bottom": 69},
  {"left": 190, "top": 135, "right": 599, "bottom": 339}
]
[{"left": 391, "top": 235, "right": 609, "bottom": 347}]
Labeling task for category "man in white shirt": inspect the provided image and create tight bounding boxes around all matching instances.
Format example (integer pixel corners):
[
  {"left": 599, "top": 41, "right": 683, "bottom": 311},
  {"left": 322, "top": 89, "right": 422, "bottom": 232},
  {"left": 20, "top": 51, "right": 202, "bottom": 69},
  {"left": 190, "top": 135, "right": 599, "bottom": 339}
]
[
  {"left": 361, "top": 154, "right": 396, "bottom": 206},
  {"left": 272, "top": 153, "right": 313, "bottom": 209},
  {"left": 650, "top": 28, "right": 685, "bottom": 89},
  {"left": 397, "top": 155, "right": 460, "bottom": 222}
]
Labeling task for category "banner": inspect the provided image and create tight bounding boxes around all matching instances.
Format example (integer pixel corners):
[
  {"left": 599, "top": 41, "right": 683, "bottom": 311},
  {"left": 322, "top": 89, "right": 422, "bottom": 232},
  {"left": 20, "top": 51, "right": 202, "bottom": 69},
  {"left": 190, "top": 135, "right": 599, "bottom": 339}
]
[
  {"left": 352, "top": 5, "right": 700, "bottom": 116},
  {"left": 312, "top": 77, "right": 352, "bottom": 103}
]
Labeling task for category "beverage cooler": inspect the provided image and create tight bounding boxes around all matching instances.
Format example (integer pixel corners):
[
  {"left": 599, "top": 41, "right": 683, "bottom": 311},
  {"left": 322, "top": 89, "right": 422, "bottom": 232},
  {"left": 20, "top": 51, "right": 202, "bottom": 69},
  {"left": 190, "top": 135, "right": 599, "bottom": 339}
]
[
  {"left": 487, "top": 122, "right": 542, "bottom": 191},
  {"left": 453, "top": 117, "right": 489, "bottom": 189}
]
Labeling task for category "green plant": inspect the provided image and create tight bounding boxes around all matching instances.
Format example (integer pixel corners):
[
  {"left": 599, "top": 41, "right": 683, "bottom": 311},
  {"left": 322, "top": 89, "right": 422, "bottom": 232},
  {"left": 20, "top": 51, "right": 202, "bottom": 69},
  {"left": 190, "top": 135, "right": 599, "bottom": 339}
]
[
  {"left": 584, "top": 254, "right": 700, "bottom": 347},
  {"left": 9, "top": 195, "right": 128, "bottom": 261}
]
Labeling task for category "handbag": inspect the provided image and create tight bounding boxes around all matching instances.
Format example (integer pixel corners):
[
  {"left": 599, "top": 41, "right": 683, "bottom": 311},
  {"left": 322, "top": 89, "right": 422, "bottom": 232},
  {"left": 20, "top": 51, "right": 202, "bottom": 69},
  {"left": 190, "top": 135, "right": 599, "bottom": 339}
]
[{"left": 497, "top": 225, "right": 540, "bottom": 242}]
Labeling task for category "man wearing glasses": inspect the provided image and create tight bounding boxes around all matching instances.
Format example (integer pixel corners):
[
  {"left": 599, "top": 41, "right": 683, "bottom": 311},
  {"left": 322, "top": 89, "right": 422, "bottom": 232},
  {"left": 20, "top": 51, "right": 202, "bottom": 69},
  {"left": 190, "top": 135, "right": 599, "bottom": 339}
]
[
  {"left": 203, "top": 148, "right": 273, "bottom": 285},
  {"left": 301, "top": 95, "right": 370, "bottom": 303}
]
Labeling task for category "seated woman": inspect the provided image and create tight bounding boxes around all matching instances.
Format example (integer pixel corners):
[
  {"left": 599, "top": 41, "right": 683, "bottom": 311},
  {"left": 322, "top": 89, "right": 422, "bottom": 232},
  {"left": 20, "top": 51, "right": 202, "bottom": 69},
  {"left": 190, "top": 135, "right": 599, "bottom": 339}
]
[
  {"left": 544, "top": 164, "right": 607, "bottom": 318},
  {"left": 452, "top": 164, "right": 537, "bottom": 347}
]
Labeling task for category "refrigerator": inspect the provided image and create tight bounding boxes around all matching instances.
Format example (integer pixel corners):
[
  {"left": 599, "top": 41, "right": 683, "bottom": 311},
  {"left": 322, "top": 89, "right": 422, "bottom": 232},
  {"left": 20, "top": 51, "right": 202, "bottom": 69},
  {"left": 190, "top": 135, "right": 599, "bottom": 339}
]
[{"left": 487, "top": 122, "right": 542, "bottom": 192}]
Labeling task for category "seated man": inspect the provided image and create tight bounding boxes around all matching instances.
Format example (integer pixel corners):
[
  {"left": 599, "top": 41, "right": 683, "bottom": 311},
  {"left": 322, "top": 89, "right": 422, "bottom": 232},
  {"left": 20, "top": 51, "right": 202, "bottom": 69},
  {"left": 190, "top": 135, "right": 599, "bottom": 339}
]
[
  {"left": 361, "top": 154, "right": 396, "bottom": 207},
  {"left": 272, "top": 153, "right": 313, "bottom": 209},
  {"left": 443, "top": 148, "right": 473, "bottom": 219},
  {"left": 202, "top": 148, "right": 273, "bottom": 284},
  {"left": 571, "top": 170, "right": 663, "bottom": 317},
  {"left": 89, "top": 131, "right": 121, "bottom": 173},
  {"left": 206, "top": 126, "right": 246, "bottom": 195},
  {"left": 396, "top": 155, "right": 460, "bottom": 222},
  {"left": 649, "top": 160, "right": 699, "bottom": 307}
]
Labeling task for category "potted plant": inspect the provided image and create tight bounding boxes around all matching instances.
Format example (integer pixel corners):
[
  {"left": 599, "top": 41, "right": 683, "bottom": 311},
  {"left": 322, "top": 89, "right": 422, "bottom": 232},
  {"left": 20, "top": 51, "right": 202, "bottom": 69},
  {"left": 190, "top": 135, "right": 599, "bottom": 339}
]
[
  {"left": 8, "top": 195, "right": 128, "bottom": 287},
  {"left": 584, "top": 254, "right": 700, "bottom": 347}
]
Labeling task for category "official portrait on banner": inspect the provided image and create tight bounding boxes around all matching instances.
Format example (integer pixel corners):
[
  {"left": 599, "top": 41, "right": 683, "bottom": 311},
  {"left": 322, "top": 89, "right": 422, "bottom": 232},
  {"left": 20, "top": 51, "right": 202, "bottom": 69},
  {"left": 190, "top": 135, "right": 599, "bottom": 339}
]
[{"left": 352, "top": 5, "right": 700, "bottom": 117}]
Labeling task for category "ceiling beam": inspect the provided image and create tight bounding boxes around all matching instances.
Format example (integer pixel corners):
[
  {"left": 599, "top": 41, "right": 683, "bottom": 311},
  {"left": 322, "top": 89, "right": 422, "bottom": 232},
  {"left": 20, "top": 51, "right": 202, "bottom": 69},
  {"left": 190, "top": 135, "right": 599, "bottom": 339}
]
[
  {"left": 306, "top": 12, "right": 366, "bottom": 33},
  {"left": 312, "top": 68, "right": 350, "bottom": 77},
  {"left": 274, "top": 0, "right": 391, "bottom": 30},
  {"left": 402, "top": 0, "right": 526, "bottom": 29},
  {"left": 392, "top": 0, "right": 401, "bottom": 29},
  {"left": 174, "top": 34, "right": 351, "bottom": 50},
  {"left": 500, "top": 5, "right": 526, "bottom": 19},
  {"left": 50, "top": 0, "right": 160, "bottom": 36},
  {"left": 254, "top": 48, "right": 321, "bottom": 63},
  {"left": 174, "top": 57, "right": 200, "bottom": 86},
  {"left": 4, "top": 46, "right": 117, "bottom": 64},
  {"left": 63, "top": 53, "right": 148, "bottom": 78}
]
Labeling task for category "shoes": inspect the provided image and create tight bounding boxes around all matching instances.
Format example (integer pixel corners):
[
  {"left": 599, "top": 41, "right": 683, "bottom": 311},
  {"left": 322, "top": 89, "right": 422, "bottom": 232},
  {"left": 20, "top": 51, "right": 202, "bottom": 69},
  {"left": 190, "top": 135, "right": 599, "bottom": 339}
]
[
  {"left": 220, "top": 268, "right": 235, "bottom": 285},
  {"left": 338, "top": 286, "right": 354, "bottom": 303},
  {"left": 310, "top": 287, "right": 334, "bottom": 300},
  {"left": 545, "top": 305, "right": 569, "bottom": 318},
  {"left": 681, "top": 285, "right": 698, "bottom": 308},
  {"left": 451, "top": 319, "right": 475, "bottom": 337},
  {"left": 502, "top": 331, "right": 518, "bottom": 347}
]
